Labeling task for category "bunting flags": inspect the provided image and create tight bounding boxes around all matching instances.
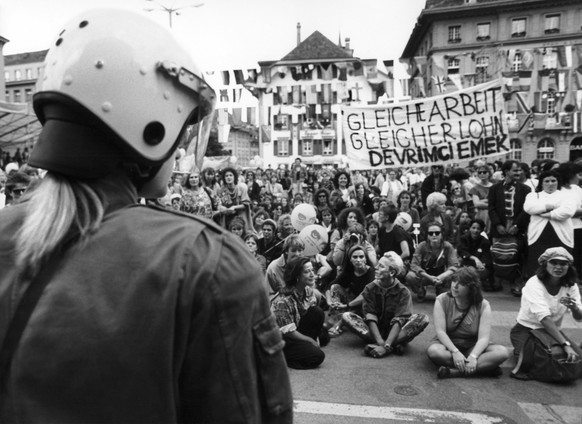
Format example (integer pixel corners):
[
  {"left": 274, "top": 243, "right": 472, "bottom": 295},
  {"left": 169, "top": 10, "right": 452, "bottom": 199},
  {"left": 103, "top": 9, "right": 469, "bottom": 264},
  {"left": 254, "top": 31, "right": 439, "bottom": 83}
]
[
  {"left": 538, "top": 69, "right": 550, "bottom": 92},
  {"left": 448, "top": 74, "right": 463, "bottom": 91},
  {"left": 431, "top": 75, "right": 447, "bottom": 94},
  {"left": 306, "top": 85, "right": 318, "bottom": 104},
  {"left": 383, "top": 60, "right": 394, "bottom": 78},
  {"left": 362, "top": 59, "right": 378, "bottom": 79},
  {"left": 518, "top": 70, "right": 532, "bottom": 92},
  {"left": 521, "top": 50, "right": 535, "bottom": 70}
]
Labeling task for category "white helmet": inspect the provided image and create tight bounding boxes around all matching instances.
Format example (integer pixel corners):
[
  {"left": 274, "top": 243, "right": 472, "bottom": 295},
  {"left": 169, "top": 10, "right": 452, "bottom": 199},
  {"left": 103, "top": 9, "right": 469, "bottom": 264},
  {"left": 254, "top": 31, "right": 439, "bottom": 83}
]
[{"left": 30, "top": 8, "right": 215, "bottom": 179}]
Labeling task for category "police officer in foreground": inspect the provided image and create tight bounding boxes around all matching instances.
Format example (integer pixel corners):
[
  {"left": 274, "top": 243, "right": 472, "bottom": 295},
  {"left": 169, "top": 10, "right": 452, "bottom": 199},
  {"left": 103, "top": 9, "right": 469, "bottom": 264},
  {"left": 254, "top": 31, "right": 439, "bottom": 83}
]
[{"left": 0, "top": 9, "right": 292, "bottom": 423}]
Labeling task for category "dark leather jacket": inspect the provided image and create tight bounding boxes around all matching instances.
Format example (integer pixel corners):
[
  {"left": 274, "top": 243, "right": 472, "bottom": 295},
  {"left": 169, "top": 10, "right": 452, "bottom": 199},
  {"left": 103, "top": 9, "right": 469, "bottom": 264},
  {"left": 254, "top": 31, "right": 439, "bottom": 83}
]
[{"left": 0, "top": 191, "right": 292, "bottom": 423}]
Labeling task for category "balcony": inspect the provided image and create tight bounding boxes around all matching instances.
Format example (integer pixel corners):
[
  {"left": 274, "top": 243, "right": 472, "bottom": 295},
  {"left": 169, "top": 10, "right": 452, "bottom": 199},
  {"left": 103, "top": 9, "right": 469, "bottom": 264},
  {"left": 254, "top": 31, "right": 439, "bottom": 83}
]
[
  {"left": 448, "top": 38, "right": 462, "bottom": 44},
  {"left": 544, "top": 28, "right": 560, "bottom": 35},
  {"left": 511, "top": 31, "right": 526, "bottom": 38},
  {"left": 476, "top": 35, "right": 490, "bottom": 42}
]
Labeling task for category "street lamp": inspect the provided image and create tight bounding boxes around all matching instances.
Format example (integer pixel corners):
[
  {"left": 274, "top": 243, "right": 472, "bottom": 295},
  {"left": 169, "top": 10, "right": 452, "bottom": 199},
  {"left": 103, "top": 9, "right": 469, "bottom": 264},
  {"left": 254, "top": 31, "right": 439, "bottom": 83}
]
[{"left": 144, "top": 0, "right": 204, "bottom": 28}]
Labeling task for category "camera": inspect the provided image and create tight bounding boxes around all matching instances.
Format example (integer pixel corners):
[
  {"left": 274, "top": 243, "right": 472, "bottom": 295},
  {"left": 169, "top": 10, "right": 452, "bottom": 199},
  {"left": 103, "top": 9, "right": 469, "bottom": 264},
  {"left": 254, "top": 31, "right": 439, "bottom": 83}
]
[{"left": 349, "top": 233, "right": 361, "bottom": 244}]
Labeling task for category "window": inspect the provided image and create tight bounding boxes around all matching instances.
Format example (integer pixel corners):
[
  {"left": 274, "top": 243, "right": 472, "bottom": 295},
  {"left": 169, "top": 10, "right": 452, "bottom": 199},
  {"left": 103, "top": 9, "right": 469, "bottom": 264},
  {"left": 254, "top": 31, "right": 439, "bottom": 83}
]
[
  {"left": 4, "top": 71, "right": 10, "bottom": 82},
  {"left": 545, "top": 14, "right": 560, "bottom": 34},
  {"left": 25, "top": 89, "right": 33, "bottom": 102},
  {"left": 537, "top": 138, "right": 555, "bottom": 159},
  {"left": 274, "top": 114, "right": 289, "bottom": 130},
  {"left": 15, "top": 70, "right": 22, "bottom": 80},
  {"left": 477, "top": 23, "right": 490, "bottom": 41},
  {"left": 25, "top": 68, "right": 33, "bottom": 79},
  {"left": 448, "top": 25, "right": 461, "bottom": 43},
  {"left": 447, "top": 58, "right": 460, "bottom": 75},
  {"left": 5, "top": 90, "right": 9, "bottom": 101},
  {"left": 512, "top": 18, "right": 526, "bottom": 38},
  {"left": 512, "top": 52, "right": 522, "bottom": 72},
  {"left": 302, "top": 140, "right": 313, "bottom": 155},
  {"left": 322, "top": 140, "right": 334, "bottom": 156},
  {"left": 278, "top": 139, "right": 289, "bottom": 156},
  {"left": 475, "top": 56, "right": 489, "bottom": 84},
  {"left": 508, "top": 139, "right": 522, "bottom": 161},
  {"left": 14, "top": 90, "right": 21, "bottom": 103}
]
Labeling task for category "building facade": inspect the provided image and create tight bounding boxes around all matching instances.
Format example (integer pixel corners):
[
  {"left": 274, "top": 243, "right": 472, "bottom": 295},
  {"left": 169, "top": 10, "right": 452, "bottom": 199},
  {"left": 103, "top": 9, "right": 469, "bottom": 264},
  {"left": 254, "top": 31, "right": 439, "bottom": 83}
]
[
  {"left": 401, "top": 0, "right": 582, "bottom": 164},
  {"left": 3, "top": 50, "right": 47, "bottom": 104},
  {"left": 247, "top": 25, "right": 394, "bottom": 168}
]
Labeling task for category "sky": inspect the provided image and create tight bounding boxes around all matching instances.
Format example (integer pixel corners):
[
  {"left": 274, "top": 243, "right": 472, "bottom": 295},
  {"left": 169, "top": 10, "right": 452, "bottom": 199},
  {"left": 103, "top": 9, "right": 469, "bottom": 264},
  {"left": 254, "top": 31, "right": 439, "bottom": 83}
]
[{"left": 0, "top": 0, "right": 426, "bottom": 75}]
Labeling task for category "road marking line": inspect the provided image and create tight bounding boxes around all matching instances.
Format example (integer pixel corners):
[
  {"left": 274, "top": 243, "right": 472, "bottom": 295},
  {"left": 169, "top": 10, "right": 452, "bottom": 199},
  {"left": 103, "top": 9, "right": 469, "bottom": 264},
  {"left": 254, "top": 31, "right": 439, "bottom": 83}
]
[
  {"left": 294, "top": 400, "right": 506, "bottom": 423},
  {"left": 518, "top": 402, "right": 582, "bottom": 424}
]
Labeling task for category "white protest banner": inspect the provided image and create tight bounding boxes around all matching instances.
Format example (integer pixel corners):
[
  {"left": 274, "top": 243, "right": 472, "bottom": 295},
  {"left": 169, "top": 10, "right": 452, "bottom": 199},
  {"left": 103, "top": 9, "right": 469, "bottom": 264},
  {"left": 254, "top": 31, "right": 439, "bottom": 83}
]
[{"left": 342, "top": 80, "right": 507, "bottom": 169}]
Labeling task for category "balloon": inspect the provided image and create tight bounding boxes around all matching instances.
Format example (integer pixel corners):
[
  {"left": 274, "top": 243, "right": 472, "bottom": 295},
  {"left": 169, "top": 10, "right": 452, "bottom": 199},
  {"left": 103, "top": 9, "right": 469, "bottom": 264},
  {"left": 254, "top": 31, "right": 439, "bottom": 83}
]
[
  {"left": 249, "top": 159, "right": 256, "bottom": 167},
  {"left": 229, "top": 156, "right": 238, "bottom": 164},
  {"left": 299, "top": 224, "right": 329, "bottom": 256},
  {"left": 395, "top": 212, "right": 413, "bottom": 231},
  {"left": 291, "top": 203, "right": 317, "bottom": 231}
]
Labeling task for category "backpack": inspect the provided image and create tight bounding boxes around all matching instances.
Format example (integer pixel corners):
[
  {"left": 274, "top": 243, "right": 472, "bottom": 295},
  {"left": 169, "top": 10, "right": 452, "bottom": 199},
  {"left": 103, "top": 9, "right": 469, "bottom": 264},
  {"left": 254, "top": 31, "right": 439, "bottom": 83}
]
[
  {"left": 511, "top": 328, "right": 582, "bottom": 383},
  {"left": 490, "top": 236, "right": 520, "bottom": 280}
]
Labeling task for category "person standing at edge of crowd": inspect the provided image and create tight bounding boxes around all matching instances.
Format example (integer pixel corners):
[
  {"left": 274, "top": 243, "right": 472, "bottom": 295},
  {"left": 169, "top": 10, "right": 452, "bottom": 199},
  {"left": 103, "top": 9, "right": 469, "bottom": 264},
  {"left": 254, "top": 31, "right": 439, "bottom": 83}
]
[
  {"left": 487, "top": 160, "right": 531, "bottom": 295},
  {"left": 0, "top": 9, "right": 292, "bottom": 423}
]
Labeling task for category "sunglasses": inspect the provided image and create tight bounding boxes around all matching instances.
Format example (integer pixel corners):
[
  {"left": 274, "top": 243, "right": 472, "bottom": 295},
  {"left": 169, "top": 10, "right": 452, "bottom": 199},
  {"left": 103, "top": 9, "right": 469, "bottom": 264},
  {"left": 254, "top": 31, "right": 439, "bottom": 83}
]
[
  {"left": 428, "top": 231, "right": 441, "bottom": 236},
  {"left": 12, "top": 188, "right": 26, "bottom": 195},
  {"left": 548, "top": 259, "right": 569, "bottom": 266},
  {"left": 478, "top": 171, "right": 489, "bottom": 175}
]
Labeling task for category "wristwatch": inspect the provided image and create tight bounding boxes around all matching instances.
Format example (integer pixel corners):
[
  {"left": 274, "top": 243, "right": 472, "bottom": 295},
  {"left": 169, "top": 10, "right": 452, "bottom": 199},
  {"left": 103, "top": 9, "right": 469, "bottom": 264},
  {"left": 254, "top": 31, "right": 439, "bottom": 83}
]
[{"left": 562, "top": 341, "right": 571, "bottom": 348}]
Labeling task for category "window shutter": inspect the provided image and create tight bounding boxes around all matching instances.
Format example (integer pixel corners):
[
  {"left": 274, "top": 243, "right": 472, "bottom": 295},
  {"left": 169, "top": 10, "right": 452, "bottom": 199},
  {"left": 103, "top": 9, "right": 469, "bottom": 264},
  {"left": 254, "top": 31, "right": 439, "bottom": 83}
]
[
  {"left": 274, "top": 140, "right": 279, "bottom": 156},
  {"left": 288, "top": 139, "right": 292, "bottom": 156},
  {"left": 298, "top": 140, "right": 303, "bottom": 155},
  {"left": 314, "top": 140, "right": 322, "bottom": 155},
  {"left": 332, "top": 139, "right": 338, "bottom": 155}
]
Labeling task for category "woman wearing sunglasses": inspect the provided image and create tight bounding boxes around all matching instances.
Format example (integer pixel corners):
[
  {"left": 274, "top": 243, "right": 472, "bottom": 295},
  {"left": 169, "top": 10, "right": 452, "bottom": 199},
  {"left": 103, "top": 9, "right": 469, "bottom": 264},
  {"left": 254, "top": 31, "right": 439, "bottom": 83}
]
[
  {"left": 510, "top": 247, "right": 582, "bottom": 363},
  {"left": 405, "top": 222, "right": 459, "bottom": 302}
]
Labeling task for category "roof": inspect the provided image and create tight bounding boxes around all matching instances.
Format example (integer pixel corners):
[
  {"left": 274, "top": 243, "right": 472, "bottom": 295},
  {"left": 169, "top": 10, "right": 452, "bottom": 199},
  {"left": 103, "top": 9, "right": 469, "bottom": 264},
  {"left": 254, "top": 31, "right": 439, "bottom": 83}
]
[
  {"left": 4, "top": 50, "right": 48, "bottom": 66},
  {"left": 279, "top": 31, "right": 353, "bottom": 64}
]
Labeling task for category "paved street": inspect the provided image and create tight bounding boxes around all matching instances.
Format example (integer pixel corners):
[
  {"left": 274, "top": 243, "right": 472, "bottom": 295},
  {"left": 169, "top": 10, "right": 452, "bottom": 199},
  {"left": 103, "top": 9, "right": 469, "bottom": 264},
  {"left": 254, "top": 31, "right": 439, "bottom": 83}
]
[{"left": 289, "top": 287, "right": 582, "bottom": 423}]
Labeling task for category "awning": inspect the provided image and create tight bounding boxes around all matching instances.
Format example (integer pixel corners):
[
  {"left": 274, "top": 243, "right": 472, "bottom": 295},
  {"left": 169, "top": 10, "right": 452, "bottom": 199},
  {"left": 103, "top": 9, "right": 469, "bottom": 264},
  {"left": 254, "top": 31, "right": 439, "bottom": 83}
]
[{"left": 0, "top": 101, "right": 41, "bottom": 149}]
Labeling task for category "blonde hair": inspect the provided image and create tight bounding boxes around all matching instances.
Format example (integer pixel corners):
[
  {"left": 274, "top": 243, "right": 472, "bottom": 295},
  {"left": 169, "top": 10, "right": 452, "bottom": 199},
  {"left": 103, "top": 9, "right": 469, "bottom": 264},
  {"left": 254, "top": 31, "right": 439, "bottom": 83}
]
[{"left": 15, "top": 173, "right": 105, "bottom": 276}]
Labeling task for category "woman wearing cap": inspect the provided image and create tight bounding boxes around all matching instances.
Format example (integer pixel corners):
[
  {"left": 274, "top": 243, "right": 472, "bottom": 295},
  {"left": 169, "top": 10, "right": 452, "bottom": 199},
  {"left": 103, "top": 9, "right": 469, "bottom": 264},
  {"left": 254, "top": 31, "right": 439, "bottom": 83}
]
[
  {"left": 426, "top": 267, "right": 509, "bottom": 379},
  {"left": 510, "top": 247, "right": 582, "bottom": 362},
  {"left": 0, "top": 10, "right": 291, "bottom": 423},
  {"left": 271, "top": 256, "right": 327, "bottom": 369},
  {"left": 342, "top": 252, "right": 429, "bottom": 358}
]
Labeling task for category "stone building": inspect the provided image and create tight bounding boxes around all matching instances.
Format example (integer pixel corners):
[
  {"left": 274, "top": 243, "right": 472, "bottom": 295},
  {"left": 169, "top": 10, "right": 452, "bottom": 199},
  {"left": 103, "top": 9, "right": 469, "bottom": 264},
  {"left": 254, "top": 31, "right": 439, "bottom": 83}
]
[{"left": 400, "top": 0, "right": 582, "bottom": 164}]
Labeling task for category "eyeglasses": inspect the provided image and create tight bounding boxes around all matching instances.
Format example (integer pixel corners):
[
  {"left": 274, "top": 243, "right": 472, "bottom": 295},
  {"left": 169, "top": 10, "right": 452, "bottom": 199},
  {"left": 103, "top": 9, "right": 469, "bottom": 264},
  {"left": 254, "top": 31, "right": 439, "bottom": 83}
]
[
  {"left": 478, "top": 171, "right": 489, "bottom": 175},
  {"left": 427, "top": 231, "right": 441, "bottom": 236},
  {"left": 548, "top": 259, "right": 569, "bottom": 266},
  {"left": 318, "top": 194, "right": 327, "bottom": 198},
  {"left": 12, "top": 188, "right": 26, "bottom": 195}
]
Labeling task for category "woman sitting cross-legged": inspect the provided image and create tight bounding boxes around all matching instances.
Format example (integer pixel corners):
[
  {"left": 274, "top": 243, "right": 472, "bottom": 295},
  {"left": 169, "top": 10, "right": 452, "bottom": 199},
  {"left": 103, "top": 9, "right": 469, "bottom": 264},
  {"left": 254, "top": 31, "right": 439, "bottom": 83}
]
[
  {"left": 327, "top": 245, "right": 376, "bottom": 338},
  {"left": 271, "top": 256, "right": 328, "bottom": 369},
  {"left": 426, "top": 267, "right": 510, "bottom": 379},
  {"left": 342, "top": 252, "right": 429, "bottom": 358}
]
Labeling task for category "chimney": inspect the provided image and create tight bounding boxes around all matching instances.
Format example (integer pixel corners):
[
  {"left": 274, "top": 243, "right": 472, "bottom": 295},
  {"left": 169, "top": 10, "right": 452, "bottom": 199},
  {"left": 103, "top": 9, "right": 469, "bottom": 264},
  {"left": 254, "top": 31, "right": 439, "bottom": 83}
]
[
  {"left": 345, "top": 37, "right": 350, "bottom": 50},
  {"left": 297, "top": 22, "right": 301, "bottom": 46}
]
